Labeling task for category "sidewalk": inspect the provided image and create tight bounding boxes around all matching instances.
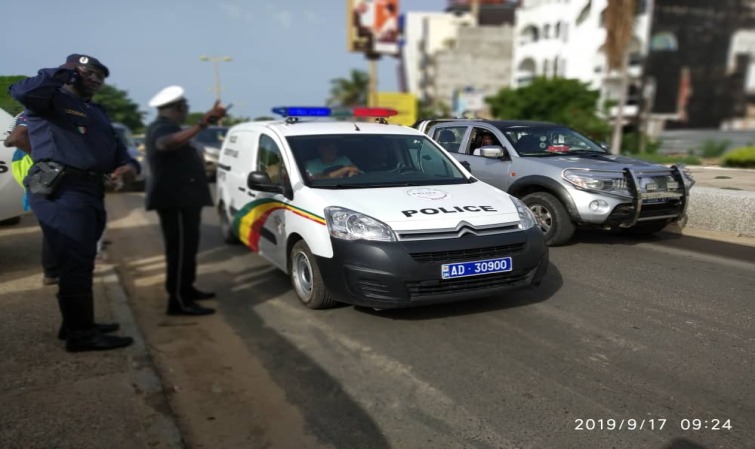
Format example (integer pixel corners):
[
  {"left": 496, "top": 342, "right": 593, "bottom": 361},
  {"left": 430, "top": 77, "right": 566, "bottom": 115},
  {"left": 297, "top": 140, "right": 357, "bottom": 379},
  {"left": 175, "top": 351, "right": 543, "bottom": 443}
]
[{"left": 0, "top": 216, "right": 182, "bottom": 449}]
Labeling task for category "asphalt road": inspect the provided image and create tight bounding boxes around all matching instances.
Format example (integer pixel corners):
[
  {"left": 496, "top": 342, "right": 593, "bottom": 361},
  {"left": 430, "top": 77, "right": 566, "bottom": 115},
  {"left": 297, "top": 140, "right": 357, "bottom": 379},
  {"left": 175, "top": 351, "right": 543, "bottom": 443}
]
[{"left": 105, "top": 190, "right": 755, "bottom": 449}]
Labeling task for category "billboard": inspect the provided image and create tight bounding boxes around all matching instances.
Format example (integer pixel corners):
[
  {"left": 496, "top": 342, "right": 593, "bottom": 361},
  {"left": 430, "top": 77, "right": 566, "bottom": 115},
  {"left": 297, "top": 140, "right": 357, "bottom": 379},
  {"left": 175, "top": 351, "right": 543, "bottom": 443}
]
[
  {"left": 348, "top": 0, "right": 400, "bottom": 55},
  {"left": 375, "top": 92, "right": 417, "bottom": 126}
]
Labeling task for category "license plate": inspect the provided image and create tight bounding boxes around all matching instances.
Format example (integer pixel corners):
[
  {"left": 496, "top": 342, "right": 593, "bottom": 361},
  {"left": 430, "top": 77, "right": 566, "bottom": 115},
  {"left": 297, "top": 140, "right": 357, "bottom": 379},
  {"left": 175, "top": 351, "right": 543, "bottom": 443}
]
[
  {"left": 642, "top": 197, "right": 668, "bottom": 204},
  {"left": 441, "top": 257, "right": 512, "bottom": 279}
]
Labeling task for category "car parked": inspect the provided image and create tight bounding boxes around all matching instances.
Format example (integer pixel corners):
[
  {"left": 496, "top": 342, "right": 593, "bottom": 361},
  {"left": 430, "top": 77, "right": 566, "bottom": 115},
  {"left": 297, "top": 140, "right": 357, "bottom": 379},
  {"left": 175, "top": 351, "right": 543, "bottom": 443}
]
[
  {"left": 215, "top": 107, "right": 548, "bottom": 310},
  {"left": 416, "top": 119, "right": 695, "bottom": 246},
  {"left": 192, "top": 126, "right": 228, "bottom": 182},
  {"left": 112, "top": 123, "right": 148, "bottom": 191}
]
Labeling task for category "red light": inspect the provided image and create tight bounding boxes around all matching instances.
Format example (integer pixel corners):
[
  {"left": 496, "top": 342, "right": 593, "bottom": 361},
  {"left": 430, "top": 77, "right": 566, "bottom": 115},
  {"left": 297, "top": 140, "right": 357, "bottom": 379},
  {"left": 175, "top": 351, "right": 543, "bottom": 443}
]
[{"left": 352, "top": 107, "right": 398, "bottom": 118}]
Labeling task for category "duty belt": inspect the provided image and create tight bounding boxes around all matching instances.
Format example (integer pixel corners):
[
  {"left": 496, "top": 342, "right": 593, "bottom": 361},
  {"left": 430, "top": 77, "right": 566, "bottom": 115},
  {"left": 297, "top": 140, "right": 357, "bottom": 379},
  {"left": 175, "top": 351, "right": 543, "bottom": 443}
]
[{"left": 63, "top": 165, "right": 107, "bottom": 181}]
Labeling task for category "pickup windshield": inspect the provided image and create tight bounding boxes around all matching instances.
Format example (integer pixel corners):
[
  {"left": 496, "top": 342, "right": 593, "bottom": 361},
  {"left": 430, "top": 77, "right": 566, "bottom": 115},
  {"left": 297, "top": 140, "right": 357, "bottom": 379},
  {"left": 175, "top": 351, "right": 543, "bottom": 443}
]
[
  {"left": 502, "top": 126, "right": 607, "bottom": 156},
  {"left": 286, "top": 134, "right": 470, "bottom": 188}
]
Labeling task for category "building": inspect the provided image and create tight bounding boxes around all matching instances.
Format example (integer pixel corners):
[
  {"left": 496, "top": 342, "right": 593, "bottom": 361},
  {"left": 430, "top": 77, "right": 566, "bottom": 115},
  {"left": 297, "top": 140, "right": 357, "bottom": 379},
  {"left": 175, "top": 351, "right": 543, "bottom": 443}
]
[
  {"left": 401, "top": 4, "right": 516, "bottom": 114},
  {"left": 513, "top": 0, "right": 653, "bottom": 122},
  {"left": 645, "top": 0, "right": 755, "bottom": 130}
]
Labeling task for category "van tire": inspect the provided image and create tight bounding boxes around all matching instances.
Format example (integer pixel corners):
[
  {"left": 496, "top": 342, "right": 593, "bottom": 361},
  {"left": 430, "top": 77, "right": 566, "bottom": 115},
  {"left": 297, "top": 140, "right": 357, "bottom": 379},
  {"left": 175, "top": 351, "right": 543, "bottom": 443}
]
[
  {"left": 289, "top": 240, "right": 337, "bottom": 309},
  {"left": 218, "top": 204, "right": 239, "bottom": 244},
  {"left": 522, "top": 192, "right": 575, "bottom": 246}
]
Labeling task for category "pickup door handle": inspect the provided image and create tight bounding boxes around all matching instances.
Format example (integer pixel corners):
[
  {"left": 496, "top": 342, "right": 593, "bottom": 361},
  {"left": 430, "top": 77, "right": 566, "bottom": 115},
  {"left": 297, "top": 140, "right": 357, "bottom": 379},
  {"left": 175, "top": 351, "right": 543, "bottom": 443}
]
[{"left": 461, "top": 161, "right": 471, "bottom": 171}]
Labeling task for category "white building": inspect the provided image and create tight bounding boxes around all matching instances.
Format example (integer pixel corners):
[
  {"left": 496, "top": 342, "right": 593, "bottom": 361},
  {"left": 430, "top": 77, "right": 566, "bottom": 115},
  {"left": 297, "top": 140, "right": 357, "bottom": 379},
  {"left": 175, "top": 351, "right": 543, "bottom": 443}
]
[
  {"left": 401, "top": 11, "right": 476, "bottom": 104},
  {"left": 513, "top": 0, "right": 653, "bottom": 119}
]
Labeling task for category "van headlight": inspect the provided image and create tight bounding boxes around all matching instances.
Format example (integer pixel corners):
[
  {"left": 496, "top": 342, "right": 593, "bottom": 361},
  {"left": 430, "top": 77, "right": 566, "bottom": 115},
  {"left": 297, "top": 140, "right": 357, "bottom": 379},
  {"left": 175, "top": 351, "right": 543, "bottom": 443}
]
[
  {"left": 510, "top": 197, "right": 537, "bottom": 230},
  {"left": 325, "top": 207, "right": 397, "bottom": 241}
]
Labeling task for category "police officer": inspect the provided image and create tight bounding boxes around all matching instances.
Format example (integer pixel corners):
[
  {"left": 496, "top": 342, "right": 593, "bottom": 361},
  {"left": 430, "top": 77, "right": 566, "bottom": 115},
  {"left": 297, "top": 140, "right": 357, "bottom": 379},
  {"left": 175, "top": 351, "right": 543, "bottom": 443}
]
[
  {"left": 9, "top": 54, "right": 138, "bottom": 352},
  {"left": 145, "top": 85, "right": 226, "bottom": 316}
]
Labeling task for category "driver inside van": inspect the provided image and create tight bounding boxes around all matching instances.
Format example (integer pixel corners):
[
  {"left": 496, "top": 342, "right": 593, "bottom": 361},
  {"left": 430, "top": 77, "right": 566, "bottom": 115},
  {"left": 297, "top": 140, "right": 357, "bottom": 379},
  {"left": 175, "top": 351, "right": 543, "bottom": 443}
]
[{"left": 305, "top": 141, "right": 360, "bottom": 179}]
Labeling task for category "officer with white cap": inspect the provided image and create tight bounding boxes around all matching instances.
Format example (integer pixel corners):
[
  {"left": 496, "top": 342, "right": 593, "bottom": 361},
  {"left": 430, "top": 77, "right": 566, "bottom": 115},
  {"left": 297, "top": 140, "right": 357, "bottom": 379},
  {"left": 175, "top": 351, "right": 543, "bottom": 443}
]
[{"left": 144, "top": 86, "right": 226, "bottom": 316}]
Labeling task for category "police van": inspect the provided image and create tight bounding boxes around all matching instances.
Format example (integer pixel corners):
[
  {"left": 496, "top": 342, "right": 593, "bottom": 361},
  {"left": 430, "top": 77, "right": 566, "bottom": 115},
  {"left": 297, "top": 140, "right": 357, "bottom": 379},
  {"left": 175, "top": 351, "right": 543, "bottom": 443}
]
[
  {"left": 0, "top": 107, "right": 28, "bottom": 225},
  {"left": 215, "top": 107, "right": 548, "bottom": 309}
]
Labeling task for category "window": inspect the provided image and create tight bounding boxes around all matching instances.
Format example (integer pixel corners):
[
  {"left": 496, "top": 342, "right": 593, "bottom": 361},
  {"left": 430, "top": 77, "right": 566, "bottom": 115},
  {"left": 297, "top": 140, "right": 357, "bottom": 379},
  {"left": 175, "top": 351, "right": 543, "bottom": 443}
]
[
  {"left": 432, "top": 126, "right": 467, "bottom": 153},
  {"left": 257, "top": 134, "right": 287, "bottom": 185}
]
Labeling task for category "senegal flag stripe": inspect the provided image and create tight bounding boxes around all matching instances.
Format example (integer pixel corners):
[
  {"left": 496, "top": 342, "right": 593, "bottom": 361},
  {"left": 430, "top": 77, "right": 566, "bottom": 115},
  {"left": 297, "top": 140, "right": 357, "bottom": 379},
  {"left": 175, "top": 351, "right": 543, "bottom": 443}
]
[{"left": 232, "top": 199, "right": 325, "bottom": 250}]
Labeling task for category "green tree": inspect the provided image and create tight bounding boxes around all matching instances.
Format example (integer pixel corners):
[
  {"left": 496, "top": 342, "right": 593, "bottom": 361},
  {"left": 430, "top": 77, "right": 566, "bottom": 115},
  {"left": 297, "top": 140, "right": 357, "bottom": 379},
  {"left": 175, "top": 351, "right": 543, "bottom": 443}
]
[
  {"left": 417, "top": 99, "right": 452, "bottom": 120},
  {"left": 0, "top": 75, "right": 27, "bottom": 115},
  {"left": 327, "top": 69, "right": 369, "bottom": 106},
  {"left": 486, "top": 77, "right": 610, "bottom": 141},
  {"left": 93, "top": 84, "right": 145, "bottom": 133}
]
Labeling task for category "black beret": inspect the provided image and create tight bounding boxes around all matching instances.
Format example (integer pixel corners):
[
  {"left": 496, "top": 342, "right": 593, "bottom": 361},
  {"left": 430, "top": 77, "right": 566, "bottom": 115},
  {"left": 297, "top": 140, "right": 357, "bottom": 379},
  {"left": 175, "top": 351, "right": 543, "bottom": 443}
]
[{"left": 65, "top": 53, "right": 110, "bottom": 77}]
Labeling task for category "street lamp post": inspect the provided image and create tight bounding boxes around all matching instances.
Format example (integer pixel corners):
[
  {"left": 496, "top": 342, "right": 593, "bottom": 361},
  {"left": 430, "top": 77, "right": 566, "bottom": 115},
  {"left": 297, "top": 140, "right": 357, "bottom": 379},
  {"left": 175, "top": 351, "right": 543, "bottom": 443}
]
[{"left": 199, "top": 55, "right": 232, "bottom": 101}]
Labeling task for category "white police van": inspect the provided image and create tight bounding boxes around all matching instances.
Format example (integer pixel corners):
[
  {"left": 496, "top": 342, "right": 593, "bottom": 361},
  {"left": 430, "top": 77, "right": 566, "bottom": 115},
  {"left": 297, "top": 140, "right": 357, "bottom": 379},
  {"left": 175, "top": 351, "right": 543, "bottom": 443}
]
[
  {"left": 215, "top": 107, "right": 548, "bottom": 309},
  {"left": 0, "top": 107, "right": 28, "bottom": 225}
]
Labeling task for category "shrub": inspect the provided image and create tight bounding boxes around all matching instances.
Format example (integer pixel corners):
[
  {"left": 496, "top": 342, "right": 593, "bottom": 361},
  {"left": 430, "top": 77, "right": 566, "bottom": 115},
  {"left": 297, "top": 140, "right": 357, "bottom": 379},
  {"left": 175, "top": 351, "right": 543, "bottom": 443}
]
[
  {"left": 620, "top": 133, "right": 661, "bottom": 155},
  {"left": 722, "top": 147, "right": 755, "bottom": 168},
  {"left": 696, "top": 139, "right": 731, "bottom": 159}
]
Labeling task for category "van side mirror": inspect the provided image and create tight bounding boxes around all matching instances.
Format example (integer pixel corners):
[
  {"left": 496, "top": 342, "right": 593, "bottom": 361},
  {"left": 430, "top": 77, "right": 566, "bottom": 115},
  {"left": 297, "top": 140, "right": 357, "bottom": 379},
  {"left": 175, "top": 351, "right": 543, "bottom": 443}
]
[{"left": 247, "top": 171, "right": 283, "bottom": 193}]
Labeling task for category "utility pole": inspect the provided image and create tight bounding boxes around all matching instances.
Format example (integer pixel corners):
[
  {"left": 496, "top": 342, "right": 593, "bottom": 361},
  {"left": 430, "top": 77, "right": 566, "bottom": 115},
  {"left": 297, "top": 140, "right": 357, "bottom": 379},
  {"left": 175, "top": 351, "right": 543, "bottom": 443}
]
[
  {"left": 367, "top": 52, "right": 381, "bottom": 106},
  {"left": 199, "top": 55, "right": 232, "bottom": 101}
]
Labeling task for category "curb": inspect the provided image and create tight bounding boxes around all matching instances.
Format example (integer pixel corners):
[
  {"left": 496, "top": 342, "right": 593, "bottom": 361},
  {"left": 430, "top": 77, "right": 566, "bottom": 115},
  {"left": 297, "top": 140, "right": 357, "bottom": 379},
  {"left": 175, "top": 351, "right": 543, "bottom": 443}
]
[{"left": 100, "top": 265, "right": 185, "bottom": 449}]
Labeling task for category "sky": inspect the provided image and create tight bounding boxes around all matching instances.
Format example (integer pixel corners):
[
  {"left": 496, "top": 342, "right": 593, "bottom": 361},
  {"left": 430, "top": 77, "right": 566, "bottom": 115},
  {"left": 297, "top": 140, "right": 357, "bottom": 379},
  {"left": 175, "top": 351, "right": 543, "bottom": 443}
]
[{"left": 2, "top": 0, "right": 445, "bottom": 124}]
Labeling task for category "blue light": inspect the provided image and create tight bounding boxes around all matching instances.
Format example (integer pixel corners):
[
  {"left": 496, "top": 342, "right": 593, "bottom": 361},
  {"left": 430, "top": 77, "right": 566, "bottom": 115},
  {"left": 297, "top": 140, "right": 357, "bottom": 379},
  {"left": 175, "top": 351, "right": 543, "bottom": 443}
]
[{"left": 272, "top": 107, "right": 331, "bottom": 117}]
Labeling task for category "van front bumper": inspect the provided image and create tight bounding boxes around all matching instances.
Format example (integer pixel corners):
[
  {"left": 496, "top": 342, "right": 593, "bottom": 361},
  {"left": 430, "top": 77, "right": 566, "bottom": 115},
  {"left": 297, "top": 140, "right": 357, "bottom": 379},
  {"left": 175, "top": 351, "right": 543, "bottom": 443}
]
[{"left": 315, "top": 227, "right": 548, "bottom": 309}]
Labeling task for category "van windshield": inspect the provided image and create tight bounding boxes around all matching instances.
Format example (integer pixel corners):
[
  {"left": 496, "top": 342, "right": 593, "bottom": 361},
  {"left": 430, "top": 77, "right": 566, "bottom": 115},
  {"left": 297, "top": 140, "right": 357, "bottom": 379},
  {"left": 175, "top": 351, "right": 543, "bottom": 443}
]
[{"left": 286, "top": 134, "right": 471, "bottom": 188}]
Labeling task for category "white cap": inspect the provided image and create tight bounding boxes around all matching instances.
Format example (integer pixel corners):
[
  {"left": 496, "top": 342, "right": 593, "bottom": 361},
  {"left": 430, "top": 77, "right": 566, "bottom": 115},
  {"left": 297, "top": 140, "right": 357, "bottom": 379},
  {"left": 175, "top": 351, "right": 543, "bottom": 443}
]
[{"left": 148, "top": 85, "right": 185, "bottom": 108}]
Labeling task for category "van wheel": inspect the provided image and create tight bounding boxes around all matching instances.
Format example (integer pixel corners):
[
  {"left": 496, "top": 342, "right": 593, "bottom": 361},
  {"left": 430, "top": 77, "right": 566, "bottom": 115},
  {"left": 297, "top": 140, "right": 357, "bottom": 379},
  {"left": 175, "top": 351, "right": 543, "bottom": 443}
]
[
  {"left": 218, "top": 205, "right": 239, "bottom": 244},
  {"left": 289, "top": 240, "right": 337, "bottom": 309},
  {"left": 522, "top": 192, "right": 575, "bottom": 246}
]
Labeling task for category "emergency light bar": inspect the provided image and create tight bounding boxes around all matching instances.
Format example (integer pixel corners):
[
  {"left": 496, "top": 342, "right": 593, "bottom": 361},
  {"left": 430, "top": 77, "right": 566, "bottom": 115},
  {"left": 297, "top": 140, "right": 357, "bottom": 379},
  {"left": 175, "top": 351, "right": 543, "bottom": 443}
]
[{"left": 272, "top": 106, "right": 398, "bottom": 118}]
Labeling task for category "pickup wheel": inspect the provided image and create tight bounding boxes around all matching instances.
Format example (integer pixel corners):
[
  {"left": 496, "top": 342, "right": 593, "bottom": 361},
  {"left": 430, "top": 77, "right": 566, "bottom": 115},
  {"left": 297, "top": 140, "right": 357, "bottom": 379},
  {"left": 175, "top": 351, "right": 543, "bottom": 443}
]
[
  {"left": 289, "top": 240, "right": 337, "bottom": 309},
  {"left": 522, "top": 192, "right": 575, "bottom": 246},
  {"left": 218, "top": 204, "right": 239, "bottom": 244}
]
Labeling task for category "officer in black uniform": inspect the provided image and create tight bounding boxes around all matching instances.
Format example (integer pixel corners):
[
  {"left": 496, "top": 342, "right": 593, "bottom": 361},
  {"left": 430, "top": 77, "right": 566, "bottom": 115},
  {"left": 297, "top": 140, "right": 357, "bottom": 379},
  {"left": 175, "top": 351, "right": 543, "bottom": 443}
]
[
  {"left": 145, "top": 85, "right": 226, "bottom": 316},
  {"left": 9, "top": 54, "right": 139, "bottom": 352}
]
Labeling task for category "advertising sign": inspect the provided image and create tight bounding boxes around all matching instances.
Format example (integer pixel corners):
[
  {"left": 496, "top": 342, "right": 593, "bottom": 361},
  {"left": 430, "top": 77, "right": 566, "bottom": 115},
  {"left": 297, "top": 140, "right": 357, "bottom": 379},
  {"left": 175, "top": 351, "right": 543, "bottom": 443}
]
[
  {"left": 375, "top": 92, "right": 417, "bottom": 125},
  {"left": 348, "top": 0, "right": 400, "bottom": 55}
]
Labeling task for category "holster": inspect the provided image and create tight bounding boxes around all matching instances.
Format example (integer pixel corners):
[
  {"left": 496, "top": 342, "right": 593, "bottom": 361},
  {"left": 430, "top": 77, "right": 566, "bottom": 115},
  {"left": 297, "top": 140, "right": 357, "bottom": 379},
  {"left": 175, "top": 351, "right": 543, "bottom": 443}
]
[{"left": 25, "top": 161, "right": 66, "bottom": 197}]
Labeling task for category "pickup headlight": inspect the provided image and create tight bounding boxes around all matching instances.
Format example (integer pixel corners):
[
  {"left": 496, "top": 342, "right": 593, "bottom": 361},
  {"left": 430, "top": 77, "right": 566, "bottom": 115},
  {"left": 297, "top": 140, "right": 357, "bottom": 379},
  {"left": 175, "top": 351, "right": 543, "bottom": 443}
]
[
  {"left": 563, "top": 169, "right": 630, "bottom": 196},
  {"left": 510, "top": 197, "right": 537, "bottom": 230},
  {"left": 325, "top": 207, "right": 397, "bottom": 241}
]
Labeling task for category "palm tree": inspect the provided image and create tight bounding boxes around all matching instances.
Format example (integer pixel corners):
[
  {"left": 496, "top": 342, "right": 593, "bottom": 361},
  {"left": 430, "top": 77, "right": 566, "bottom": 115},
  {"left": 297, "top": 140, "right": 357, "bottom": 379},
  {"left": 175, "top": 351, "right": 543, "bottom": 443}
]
[
  {"left": 326, "top": 69, "right": 370, "bottom": 107},
  {"left": 604, "top": 0, "right": 637, "bottom": 155}
]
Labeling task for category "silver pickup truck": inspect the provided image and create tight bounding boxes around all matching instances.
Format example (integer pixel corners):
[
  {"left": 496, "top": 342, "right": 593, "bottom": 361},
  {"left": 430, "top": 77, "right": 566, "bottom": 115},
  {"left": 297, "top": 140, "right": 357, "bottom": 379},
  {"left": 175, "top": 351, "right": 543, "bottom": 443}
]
[{"left": 416, "top": 119, "right": 695, "bottom": 246}]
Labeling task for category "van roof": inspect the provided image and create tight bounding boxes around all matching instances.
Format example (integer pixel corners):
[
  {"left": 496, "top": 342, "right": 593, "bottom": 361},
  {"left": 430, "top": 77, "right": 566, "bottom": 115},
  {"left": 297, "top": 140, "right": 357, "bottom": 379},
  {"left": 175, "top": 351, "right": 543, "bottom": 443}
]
[{"left": 229, "top": 120, "right": 423, "bottom": 138}]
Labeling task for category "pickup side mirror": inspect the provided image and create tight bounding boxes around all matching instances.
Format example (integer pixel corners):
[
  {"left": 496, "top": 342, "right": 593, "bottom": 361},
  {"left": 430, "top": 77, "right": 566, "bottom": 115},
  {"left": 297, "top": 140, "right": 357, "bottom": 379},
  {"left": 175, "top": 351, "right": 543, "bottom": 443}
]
[
  {"left": 480, "top": 145, "right": 505, "bottom": 159},
  {"left": 247, "top": 171, "right": 283, "bottom": 193}
]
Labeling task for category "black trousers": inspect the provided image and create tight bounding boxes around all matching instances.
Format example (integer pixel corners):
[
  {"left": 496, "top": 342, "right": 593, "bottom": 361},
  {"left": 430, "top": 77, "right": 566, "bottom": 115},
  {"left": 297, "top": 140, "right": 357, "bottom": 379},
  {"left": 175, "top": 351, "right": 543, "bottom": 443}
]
[
  {"left": 42, "top": 235, "right": 60, "bottom": 278},
  {"left": 29, "top": 179, "right": 106, "bottom": 332},
  {"left": 157, "top": 207, "right": 202, "bottom": 307}
]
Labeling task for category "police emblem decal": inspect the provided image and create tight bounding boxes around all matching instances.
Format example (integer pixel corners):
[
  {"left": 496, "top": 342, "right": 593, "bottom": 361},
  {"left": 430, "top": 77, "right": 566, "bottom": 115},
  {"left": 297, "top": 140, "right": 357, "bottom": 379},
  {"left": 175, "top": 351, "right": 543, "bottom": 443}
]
[{"left": 79, "top": 56, "right": 89, "bottom": 64}]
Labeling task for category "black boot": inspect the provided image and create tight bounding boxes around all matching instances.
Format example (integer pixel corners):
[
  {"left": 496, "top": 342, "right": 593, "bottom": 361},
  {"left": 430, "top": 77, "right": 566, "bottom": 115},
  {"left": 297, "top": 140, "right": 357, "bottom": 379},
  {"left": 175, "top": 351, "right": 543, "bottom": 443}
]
[
  {"left": 56, "top": 294, "right": 121, "bottom": 339},
  {"left": 66, "top": 331, "right": 134, "bottom": 353},
  {"left": 185, "top": 287, "right": 216, "bottom": 300},
  {"left": 57, "top": 322, "right": 120, "bottom": 340},
  {"left": 60, "top": 293, "right": 133, "bottom": 353},
  {"left": 167, "top": 297, "right": 215, "bottom": 316}
]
